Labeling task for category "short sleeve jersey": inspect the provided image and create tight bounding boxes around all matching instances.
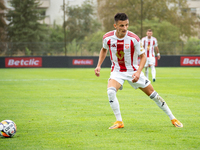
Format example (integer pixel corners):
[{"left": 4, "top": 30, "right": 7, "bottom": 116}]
[
  {"left": 103, "top": 30, "right": 145, "bottom": 72},
  {"left": 141, "top": 36, "right": 158, "bottom": 58}
]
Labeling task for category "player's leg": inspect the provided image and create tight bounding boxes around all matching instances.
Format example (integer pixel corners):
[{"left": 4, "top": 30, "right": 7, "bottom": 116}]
[
  {"left": 139, "top": 84, "right": 183, "bottom": 127},
  {"left": 140, "top": 84, "right": 175, "bottom": 119},
  {"left": 150, "top": 65, "right": 156, "bottom": 82},
  {"left": 149, "top": 57, "right": 156, "bottom": 82},
  {"left": 107, "top": 79, "right": 124, "bottom": 129},
  {"left": 144, "top": 58, "right": 149, "bottom": 79},
  {"left": 145, "top": 67, "right": 149, "bottom": 79},
  {"left": 107, "top": 79, "right": 122, "bottom": 121}
]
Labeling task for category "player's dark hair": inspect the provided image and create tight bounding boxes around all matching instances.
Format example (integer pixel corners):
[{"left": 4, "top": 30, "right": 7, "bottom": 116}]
[
  {"left": 147, "top": 29, "right": 152, "bottom": 32},
  {"left": 114, "top": 13, "right": 128, "bottom": 23}
]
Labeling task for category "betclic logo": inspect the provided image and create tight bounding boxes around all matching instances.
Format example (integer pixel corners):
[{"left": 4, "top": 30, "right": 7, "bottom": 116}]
[
  {"left": 181, "top": 57, "right": 200, "bottom": 66},
  {"left": 5, "top": 57, "right": 42, "bottom": 67},
  {"left": 72, "top": 59, "right": 93, "bottom": 65}
]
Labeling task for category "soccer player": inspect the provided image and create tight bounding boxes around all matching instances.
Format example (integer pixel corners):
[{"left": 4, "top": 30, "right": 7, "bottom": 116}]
[
  {"left": 94, "top": 13, "right": 183, "bottom": 129},
  {"left": 142, "top": 29, "right": 160, "bottom": 82}
]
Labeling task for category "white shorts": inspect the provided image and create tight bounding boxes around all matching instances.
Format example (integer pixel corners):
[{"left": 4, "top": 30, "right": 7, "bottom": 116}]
[
  {"left": 145, "top": 57, "right": 155, "bottom": 67},
  {"left": 109, "top": 71, "right": 151, "bottom": 90}
]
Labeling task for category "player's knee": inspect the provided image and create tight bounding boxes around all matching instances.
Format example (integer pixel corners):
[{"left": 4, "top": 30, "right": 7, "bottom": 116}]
[
  {"left": 149, "top": 91, "right": 157, "bottom": 99},
  {"left": 151, "top": 65, "right": 155, "bottom": 69},
  {"left": 107, "top": 87, "right": 117, "bottom": 103},
  {"left": 150, "top": 91, "right": 165, "bottom": 107}
]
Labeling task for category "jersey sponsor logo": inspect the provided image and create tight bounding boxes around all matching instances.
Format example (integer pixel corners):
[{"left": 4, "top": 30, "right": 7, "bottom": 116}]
[
  {"left": 116, "top": 39, "right": 127, "bottom": 71},
  {"left": 147, "top": 41, "right": 151, "bottom": 51},
  {"left": 117, "top": 42, "right": 124, "bottom": 45},
  {"left": 147, "top": 45, "right": 150, "bottom": 51},
  {"left": 5, "top": 57, "right": 42, "bottom": 67},
  {"left": 181, "top": 56, "right": 200, "bottom": 66},
  {"left": 72, "top": 59, "right": 93, "bottom": 65},
  {"left": 116, "top": 51, "right": 125, "bottom": 60}
]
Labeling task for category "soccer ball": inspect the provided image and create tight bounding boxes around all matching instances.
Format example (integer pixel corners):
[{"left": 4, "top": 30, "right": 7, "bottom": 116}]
[{"left": 0, "top": 120, "right": 17, "bottom": 138}]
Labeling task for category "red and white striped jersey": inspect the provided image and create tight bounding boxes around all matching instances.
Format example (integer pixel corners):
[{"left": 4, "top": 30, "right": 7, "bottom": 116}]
[
  {"left": 141, "top": 36, "right": 158, "bottom": 58},
  {"left": 103, "top": 30, "right": 145, "bottom": 72}
]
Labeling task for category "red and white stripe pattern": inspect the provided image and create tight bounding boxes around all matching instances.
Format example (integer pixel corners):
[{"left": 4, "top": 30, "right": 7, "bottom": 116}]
[
  {"left": 141, "top": 36, "right": 158, "bottom": 58},
  {"left": 103, "top": 30, "right": 145, "bottom": 72}
]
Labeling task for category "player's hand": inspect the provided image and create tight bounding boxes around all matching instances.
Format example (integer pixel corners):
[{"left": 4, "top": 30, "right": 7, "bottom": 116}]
[
  {"left": 157, "top": 55, "right": 161, "bottom": 60},
  {"left": 132, "top": 71, "right": 140, "bottom": 83},
  {"left": 94, "top": 66, "right": 101, "bottom": 77}
]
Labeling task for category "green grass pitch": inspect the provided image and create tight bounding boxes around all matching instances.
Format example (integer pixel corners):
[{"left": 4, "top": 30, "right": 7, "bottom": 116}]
[{"left": 0, "top": 67, "right": 200, "bottom": 150}]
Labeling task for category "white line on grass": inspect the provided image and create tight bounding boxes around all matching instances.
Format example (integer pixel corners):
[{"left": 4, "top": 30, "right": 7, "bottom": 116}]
[
  {"left": 0, "top": 78, "right": 108, "bottom": 82},
  {"left": 156, "top": 77, "right": 200, "bottom": 79},
  {"left": 0, "top": 79, "right": 75, "bottom": 82}
]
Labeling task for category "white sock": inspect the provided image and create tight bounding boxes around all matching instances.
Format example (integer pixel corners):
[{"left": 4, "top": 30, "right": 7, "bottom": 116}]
[
  {"left": 145, "top": 67, "right": 149, "bottom": 79},
  {"left": 150, "top": 91, "right": 175, "bottom": 120},
  {"left": 107, "top": 87, "right": 122, "bottom": 121},
  {"left": 151, "top": 65, "right": 156, "bottom": 79}
]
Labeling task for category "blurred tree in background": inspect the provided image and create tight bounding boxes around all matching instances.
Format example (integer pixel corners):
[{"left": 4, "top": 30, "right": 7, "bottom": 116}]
[
  {"left": 83, "top": 30, "right": 105, "bottom": 54},
  {"left": 6, "top": 0, "right": 49, "bottom": 55},
  {"left": 0, "top": 0, "right": 7, "bottom": 55},
  {"left": 63, "top": 0, "right": 101, "bottom": 43},
  {"left": 97, "top": 0, "right": 197, "bottom": 38},
  {"left": 184, "top": 37, "right": 200, "bottom": 54},
  {"left": 141, "top": 19, "right": 181, "bottom": 55},
  {"left": 48, "top": 23, "right": 65, "bottom": 55},
  {"left": 97, "top": 0, "right": 198, "bottom": 55},
  {"left": 0, "top": 0, "right": 198, "bottom": 56}
]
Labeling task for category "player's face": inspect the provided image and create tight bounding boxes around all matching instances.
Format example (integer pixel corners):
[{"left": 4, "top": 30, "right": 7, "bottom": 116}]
[
  {"left": 147, "top": 31, "right": 152, "bottom": 38},
  {"left": 114, "top": 19, "right": 129, "bottom": 38}
]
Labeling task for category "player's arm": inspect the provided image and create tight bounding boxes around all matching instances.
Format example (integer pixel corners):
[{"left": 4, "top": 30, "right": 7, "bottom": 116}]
[
  {"left": 132, "top": 40, "right": 146, "bottom": 82},
  {"left": 138, "top": 52, "right": 146, "bottom": 73},
  {"left": 132, "top": 53, "right": 146, "bottom": 82},
  {"left": 155, "top": 46, "right": 160, "bottom": 60},
  {"left": 94, "top": 47, "right": 108, "bottom": 77},
  {"left": 141, "top": 38, "right": 144, "bottom": 47}
]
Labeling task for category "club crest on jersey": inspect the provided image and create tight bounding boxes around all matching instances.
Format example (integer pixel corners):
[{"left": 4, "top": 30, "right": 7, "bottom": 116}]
[
  {"left": 125, "top": 44, "right": 129, "bottom": 49},
  {"left": 116, "top": 51, "right": 125, "bottom": 60}
]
